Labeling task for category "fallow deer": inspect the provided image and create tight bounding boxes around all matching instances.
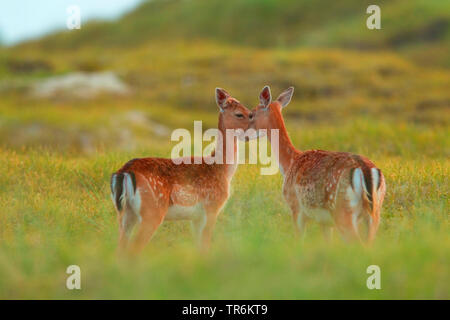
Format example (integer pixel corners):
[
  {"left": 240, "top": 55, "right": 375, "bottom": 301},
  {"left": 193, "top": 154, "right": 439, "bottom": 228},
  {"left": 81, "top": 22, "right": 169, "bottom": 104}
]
[
  {"left": 110, "top": 88, "right": 252, "bottom": 253},
  {"left": 250, "top": 86, "right": 386, "bottom": 244}
]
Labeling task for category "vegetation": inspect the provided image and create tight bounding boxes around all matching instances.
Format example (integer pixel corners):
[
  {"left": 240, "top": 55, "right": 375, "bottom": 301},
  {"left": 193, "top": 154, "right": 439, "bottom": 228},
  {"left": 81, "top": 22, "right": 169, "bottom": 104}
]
[
  {"left": 0, "top": 0, "right": 448, "bottom": 299},
  {"left": 14, "top": 0, "right": 450, "bottom": 68}
]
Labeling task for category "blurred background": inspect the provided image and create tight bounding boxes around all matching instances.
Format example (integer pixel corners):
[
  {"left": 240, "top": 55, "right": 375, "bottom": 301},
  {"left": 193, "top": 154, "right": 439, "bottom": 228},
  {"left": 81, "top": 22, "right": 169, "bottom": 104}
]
[
  {"left": 0, "top": 0, "right": 448, "bottom": 153},
  {"left": 0, "top": 0, "right": 448, "bottom": 299}
]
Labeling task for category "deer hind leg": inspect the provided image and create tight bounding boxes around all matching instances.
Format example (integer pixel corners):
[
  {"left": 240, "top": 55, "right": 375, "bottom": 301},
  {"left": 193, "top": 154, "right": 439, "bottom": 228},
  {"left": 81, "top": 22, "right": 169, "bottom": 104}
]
[
  {"left": 290, "top": 201, "right": 309, "bottom": 241},
  {"left": 366, "top": 208, "right": 380, "bottom": 245},
  {"left": 127, "top": 173, "right": 169, "bottom": 255},
  {"left": 118, "top": 208, "right": 139, "bottom": 251},
  {"left": 332, "top": 173, "right": 366, "bottom": 243},
  {"left": 128, "top": 207, "right": 165, "bottom": 255},
  {"left": 294, "top": 212, "right": 310, "bottom": 241},
  {"left": 339, "top": 212, "right": 365, "bottom": 243},
  {"left": 112, "top": 172, "right": 142, "bottom": 253},
  {"left": 285, "top": 189, "right": 309, "bottom": 240},
  {"left": 333, "top": 204, "right": 361, "bottom": 243}
]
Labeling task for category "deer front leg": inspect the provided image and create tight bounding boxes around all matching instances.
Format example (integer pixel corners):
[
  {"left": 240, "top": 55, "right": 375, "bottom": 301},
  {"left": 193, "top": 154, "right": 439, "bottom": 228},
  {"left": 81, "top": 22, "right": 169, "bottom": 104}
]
[
  {"left": 320, "top": 224, "right": 333, "bottom": 242},
  {"left": 201, "top": 212, "right": 219, "bottom": 251},
  {"left": 198, "top": 202, "right": 224, "bottom": 251},
  {"left": 191, "top": 212, "right": 207, "bottom": 247}
]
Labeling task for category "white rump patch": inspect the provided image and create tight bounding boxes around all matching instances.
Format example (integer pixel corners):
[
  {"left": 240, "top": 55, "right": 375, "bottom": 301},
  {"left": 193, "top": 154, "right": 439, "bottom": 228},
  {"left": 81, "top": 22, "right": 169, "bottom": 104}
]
[
  {"left": 122, "top": 173, "right": 142, "bottom": 223},
  {"left": 352, "top": 168, "right": 364, "bottom": 196},
  {"left": 346, "top": 186, "right": 362, "bottom": 209},
  {"left": 348, "top": 168, "right": 365, "bottom": 209},
  {"left": 129, "top": 189, "right": 142, "bottom": 221},
  {"left": 371, "top": 167, "right": 380, "bottom": 191}
]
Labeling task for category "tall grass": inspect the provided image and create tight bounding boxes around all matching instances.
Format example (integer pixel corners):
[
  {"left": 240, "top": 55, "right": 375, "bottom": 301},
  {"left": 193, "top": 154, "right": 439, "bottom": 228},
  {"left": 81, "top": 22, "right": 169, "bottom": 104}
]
[{"left": 0, "top": 116, "right": 448, "bottom": 298}]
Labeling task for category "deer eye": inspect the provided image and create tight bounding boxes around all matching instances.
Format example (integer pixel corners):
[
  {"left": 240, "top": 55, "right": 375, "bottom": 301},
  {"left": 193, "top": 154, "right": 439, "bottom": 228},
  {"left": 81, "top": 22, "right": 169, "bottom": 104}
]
[{"left": 234, "top": 113, "right": 244, "bottom": 119}]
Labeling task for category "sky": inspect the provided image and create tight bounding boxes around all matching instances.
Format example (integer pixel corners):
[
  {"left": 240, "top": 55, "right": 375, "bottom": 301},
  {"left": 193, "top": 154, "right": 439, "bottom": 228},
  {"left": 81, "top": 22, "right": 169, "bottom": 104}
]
[{"left": 0, "top": 0, "right": 144, "bottom": 45}]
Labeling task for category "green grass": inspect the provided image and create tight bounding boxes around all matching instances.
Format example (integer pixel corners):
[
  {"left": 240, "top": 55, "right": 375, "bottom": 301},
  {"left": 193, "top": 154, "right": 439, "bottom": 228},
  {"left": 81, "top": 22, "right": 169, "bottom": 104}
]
[
  {"left": 0, "top": 0, "right": 448, "bottom": 299},
  {"left": 0, "top": 43, "right": 449, "bottom": 152},
  {"left": 0, "top": 116, "right": 448, "bottom": 299}
]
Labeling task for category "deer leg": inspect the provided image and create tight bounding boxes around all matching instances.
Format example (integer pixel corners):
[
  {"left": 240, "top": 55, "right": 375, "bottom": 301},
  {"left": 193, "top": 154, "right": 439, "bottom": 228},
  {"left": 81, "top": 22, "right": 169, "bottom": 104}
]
[
  {"left": 118, "top": 208, "right": 138, "bottom": 252},
  {"left": 334, "top": 210, "right": 361, "bottom": 243},
  {"left": 320, "top": 224, "right": 333, "bottom": 242},
  {"left": 117, "top": 212, "right": 126, "bottom": 251},
  {"left": 292, "top": 209, "right": 309, "bottom": 241},
  {"left": 127, "top": 198, "right": 166, "bottom": 255},
  {"left": 198, "top": 204, "right": 223, "bottom": 251},
  {"left": 128, "top": 213, "right": 163, "bottom": 254},
  {"left": 191, "top": 211, "right": 207, "bottom": 246},
  {"left": 367, "top": 210, "right": 380, "bottom": 245},
  {"left": 286, "top": 196, "right": 308, "bottom": 240},
  {"left": 201, "top": 213, "right": 219, "bottom": 251}
]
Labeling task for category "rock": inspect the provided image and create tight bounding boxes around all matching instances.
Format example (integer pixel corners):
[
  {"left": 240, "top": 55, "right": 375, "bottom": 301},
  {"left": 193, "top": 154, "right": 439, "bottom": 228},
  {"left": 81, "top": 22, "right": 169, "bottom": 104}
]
[{"left": 32, "top": 71, "right": 130, "bottom": 99}]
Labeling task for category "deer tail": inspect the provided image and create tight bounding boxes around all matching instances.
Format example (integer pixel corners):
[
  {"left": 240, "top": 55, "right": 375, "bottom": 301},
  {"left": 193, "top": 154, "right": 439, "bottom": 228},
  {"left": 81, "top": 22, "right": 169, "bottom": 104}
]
[
  {"left": 350, "top": 165, "right": 383, "bottom": 243},
  {"left": 110, "top": 172, "right": 137, "bottom": 212}
]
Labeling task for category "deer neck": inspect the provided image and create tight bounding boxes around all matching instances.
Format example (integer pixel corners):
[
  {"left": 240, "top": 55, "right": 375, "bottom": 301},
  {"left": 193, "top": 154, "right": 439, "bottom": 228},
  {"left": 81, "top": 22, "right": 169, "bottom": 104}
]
[
  {"left": 215, "top": 115, "right": 238, "bottom": 178},
  {"left": 267, "top": 110, "right": 299, "bottom": 175}
]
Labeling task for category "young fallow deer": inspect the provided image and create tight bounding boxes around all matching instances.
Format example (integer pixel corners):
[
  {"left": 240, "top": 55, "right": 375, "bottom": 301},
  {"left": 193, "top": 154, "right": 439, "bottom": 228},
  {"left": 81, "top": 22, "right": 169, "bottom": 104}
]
[
  {"left": 250, "top": 86, "right": 386, "bottom": 244},
  {"left": 110, "top": 88, "right": 252, "bottom": 253}
]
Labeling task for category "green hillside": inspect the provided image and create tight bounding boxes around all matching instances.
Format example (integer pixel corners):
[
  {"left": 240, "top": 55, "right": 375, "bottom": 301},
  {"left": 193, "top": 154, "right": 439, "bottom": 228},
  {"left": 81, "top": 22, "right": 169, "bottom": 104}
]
[
  {"left": 0, "top": 0, "right": 448, "bottom": 152},
  {"left": 13, "top": 0, "right": 450, "bottom": 67}
]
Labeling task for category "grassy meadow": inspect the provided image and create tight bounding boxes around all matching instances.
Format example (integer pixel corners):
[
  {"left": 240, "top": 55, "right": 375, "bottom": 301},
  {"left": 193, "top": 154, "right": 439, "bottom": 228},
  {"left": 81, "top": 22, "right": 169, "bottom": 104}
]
[{"left": 0, "top": 0, "right": 449, "bottom": 299}]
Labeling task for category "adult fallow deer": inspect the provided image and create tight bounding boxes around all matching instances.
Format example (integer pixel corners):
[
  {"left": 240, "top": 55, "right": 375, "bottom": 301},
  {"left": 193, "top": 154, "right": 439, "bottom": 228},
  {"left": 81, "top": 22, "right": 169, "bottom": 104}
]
[
  {"left": 111, "top": 88, "right": 252, "bottom": 253},
  {"left": 250, "top": 86, "right": 386, "bottom": 244}
]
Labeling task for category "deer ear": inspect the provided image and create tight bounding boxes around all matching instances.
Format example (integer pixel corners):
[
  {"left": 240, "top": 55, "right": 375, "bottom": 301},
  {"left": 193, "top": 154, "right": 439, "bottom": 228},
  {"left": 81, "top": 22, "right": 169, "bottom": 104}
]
[
  {"left": 276, "top": 87, "right": 294, "bottom": 108},
  {"left": 215, "top": 87, "right": 230, "bottom": 112},
  {"left": 259, "top": 85, "right": 272, "bottom": 108}
]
